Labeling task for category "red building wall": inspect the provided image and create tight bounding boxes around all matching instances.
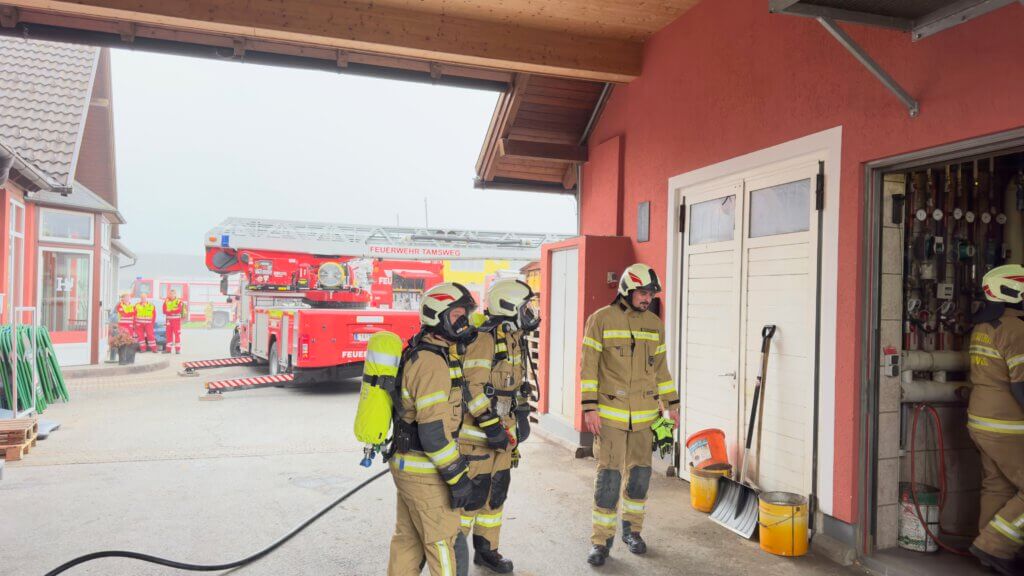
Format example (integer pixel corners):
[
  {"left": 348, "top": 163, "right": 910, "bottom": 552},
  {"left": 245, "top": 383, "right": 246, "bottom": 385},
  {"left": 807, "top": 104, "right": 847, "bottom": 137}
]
[{"left": 581, "top": 0, "right": 1024, "bottom": 524}]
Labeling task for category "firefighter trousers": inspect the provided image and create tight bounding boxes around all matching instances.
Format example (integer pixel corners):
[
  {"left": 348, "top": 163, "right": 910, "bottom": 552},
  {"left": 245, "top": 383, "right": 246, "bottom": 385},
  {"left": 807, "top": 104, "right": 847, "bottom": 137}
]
[
  {"left": 459, "top": 443, "right": 514, "bottom": 550},
  {"left": 970, "top": 427, "right": 1024, "bottom": 559},
  {"left": 388, "top": 473, "right": 464, "bottom": 576},
  {"left": 135, "top": 322, "right": 155, "bottom": 351},
  {"left": 591, "top": 426, "right": 653, "bottom": 547},
  {"left": 165, "top": 318, "right": 182, "bottom": 352}
]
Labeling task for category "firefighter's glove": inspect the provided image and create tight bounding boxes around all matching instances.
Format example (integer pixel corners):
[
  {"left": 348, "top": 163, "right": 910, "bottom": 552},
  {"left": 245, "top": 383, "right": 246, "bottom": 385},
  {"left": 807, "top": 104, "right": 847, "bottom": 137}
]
[
  {"left": 651, "top": 416, "right": 675, "bottom": 458},
  {"left": 448, "top": 472, "right": 474, "bottom": 509},
  {"left": 479, "top": 417, "right": 509, "bottom": 451},
  {"left": 515, "top": 406, "right": 531, "bottom": 444}
]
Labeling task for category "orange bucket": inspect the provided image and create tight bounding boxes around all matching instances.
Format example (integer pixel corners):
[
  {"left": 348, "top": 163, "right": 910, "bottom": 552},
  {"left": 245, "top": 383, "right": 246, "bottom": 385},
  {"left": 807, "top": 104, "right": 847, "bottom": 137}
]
[
  {"left": 689, "top": 463, "right": 733, "bottom": 512},
  {"left": 685, "top": 428, "right": 728, "bottom": 469}
]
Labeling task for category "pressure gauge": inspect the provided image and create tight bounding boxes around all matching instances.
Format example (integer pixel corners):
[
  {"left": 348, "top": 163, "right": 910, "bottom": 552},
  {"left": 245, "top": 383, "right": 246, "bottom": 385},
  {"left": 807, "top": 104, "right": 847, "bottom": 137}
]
[
  {"left": 932, "top": 209, "right": 943, "bottom": 221},
  {"left": 953, "top": 208, "right": 963, "bottom": 220},
  {"left": 966, "top": 211, "right": 976, "bottom": 223},
  {"left": 997, "top": 213, "right": 1007, "bottom": 225},
  {"left": 317, "top": 262, "right": 346, "bottom": 289},
  {"left": 981, "top": 213, "right": 992, "bottom": 224},
  {"left": 916, "top": 209, "right": 928, "bottom": 222}
]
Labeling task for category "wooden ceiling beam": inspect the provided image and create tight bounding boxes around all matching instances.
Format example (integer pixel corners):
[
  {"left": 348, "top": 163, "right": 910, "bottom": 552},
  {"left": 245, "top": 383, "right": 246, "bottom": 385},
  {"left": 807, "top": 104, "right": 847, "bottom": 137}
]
[
  {"left": 5, "top": 0, "right": 642, "bottom": 82},
  {"left": 500, "top": 138, "right": 588, "bottom": 163}
]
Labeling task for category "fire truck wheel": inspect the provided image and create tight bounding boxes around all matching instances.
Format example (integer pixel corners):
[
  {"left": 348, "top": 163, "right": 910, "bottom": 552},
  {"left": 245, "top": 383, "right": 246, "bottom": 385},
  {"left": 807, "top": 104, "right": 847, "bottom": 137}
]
[
  {"left": 229, "top": 330, "right": 242, "bottom": 357},
  {"left": 269, "top": 342, "right": 281, "bottom": 375}
]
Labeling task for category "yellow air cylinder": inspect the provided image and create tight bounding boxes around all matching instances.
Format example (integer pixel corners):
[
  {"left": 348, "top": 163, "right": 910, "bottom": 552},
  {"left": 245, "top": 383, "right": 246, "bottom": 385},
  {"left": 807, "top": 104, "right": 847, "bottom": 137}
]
[
  {"left": 758, "top": 492, "right": 809, "bottom": 557},
  {"left": 689, "top": 463, "right": 732, "bottom": 513},
  {"left": 353, "top": 331, "right": 403, "bottom": 446}
]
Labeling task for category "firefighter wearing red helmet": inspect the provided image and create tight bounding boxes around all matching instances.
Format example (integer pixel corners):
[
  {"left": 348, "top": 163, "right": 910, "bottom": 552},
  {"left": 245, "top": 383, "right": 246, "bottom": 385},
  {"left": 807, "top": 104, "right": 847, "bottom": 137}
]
[
  {"left": 968, "top": 265, "right": 1024, "bottom": 575},
  {"left": 388, "top": 282, "right": 477, "bottom": 576},
  {"left": 580, "top": 263, "right": 679, "bottom": 566}
]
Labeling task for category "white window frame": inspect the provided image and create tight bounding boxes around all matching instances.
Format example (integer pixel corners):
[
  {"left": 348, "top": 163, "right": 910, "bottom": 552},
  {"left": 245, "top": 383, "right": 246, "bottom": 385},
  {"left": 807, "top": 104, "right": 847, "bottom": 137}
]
[
  {"left": 37, "top": 246, "right": 95, "bottom": 365},
  {"left": 7, "top": 198, "right": 26, "bottom": 321},
  {"left": 665, "top": 126, "right": 843, "bottom": 517},
  {"left": 39, "top": 207, "right": 95, "bottom": 245}
]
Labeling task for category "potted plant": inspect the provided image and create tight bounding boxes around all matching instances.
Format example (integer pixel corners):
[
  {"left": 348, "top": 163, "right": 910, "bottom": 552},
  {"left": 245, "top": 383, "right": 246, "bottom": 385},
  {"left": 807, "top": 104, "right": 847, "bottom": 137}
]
[{"left": 111, "top": 330, "right": 137, "bottom": 365}]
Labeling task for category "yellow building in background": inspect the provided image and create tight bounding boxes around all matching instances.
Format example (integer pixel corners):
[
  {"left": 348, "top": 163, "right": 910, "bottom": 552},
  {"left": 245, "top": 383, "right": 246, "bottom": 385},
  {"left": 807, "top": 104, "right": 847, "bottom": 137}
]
[{"left": 443, "top": 260, "right": 526, "bottom": 305}]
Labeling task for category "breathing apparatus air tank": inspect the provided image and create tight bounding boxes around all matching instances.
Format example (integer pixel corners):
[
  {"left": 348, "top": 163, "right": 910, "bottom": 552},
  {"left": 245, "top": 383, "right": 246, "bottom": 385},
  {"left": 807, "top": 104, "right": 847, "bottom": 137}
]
[{"left": 354, "top": 330, "right": 403, "bottom": 466}]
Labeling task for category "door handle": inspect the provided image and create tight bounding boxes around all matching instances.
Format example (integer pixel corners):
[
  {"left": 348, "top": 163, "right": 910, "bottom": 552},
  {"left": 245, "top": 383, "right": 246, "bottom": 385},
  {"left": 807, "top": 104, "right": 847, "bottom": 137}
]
[{"left": 718, "top": 371, "right": 736, "bottom": 378}]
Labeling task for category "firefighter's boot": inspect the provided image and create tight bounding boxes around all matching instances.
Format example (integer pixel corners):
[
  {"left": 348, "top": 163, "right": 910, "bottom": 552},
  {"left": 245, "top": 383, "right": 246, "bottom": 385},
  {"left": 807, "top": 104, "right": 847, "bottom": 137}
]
[
  {"left": 621, "top": 522, "right": 647, "bottom": 555},
  {"left": 587, "top": 543, "right": 610, "bottom": 567},
  {"left": 473, "top": 535, "right": 513, "bottom": 574},
  {"left": 972, "top": 545, "right": 1021, "bottom": 576}
]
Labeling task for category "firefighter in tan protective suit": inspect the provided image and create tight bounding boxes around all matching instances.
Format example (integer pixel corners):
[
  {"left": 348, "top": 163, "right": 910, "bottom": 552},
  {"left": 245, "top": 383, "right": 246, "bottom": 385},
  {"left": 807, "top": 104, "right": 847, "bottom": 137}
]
[
  {"left": 459, "top": 279, "right": 541, "bottom": 573},
  {"left": 968, "top": 265, "right": 1024, "bottom": 576},
  {"left": 388, "top": 283, "right": 478, "bottom": 576},
  {"left": 580, "top": 263, "right": 680, "bottom": 566}
]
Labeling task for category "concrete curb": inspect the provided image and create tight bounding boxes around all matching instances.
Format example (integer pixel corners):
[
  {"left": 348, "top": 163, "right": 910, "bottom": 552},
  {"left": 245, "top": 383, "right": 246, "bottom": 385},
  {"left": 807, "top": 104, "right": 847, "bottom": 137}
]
[{"left": 63, "top": 358, "right": 170, "bottom": 379}]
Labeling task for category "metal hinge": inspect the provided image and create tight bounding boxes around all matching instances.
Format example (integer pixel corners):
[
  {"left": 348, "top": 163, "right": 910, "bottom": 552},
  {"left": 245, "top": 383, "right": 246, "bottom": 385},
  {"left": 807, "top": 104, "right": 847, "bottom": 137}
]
[
  {"left": 678, "top": 202, "right": 686, "bottom": 235},
  {"left": 816, "top": 161, "right": 825, "bottom": 212}
]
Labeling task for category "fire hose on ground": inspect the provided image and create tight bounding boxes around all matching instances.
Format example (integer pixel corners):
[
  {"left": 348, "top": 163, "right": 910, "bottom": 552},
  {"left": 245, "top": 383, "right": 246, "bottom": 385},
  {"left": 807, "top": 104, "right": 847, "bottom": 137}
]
[{"left": 44, "top": 468, "right": 391, "bottom": 575}]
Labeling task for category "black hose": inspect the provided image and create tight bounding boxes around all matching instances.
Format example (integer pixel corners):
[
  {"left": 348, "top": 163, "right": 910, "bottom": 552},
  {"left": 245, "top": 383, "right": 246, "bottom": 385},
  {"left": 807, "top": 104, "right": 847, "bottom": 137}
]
[{"left": 45, "top": 468, "right": 390, "bottom": 575}]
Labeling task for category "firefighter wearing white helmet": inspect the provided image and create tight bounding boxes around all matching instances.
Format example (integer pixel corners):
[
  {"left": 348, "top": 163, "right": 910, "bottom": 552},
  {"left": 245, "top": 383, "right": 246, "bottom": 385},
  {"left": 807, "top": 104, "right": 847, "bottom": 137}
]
[
  {"left": 388, "top": 282, "right": 477, "bottom": 576},
  {"left": 580, "top": 263, "right": 679, "bottom": 566},
  {"left": 967, "top": 265, "right": 1024, "bottom": 575},
  {"left": 458, "top": 279, "right": 540, "bottom": 573}
]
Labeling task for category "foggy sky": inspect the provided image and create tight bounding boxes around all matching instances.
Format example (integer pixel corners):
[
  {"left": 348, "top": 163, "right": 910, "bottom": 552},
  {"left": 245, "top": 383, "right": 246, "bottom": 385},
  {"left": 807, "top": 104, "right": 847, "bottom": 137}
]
[{"left": 110, "top": 50, "right": 577, "bottom": 256}]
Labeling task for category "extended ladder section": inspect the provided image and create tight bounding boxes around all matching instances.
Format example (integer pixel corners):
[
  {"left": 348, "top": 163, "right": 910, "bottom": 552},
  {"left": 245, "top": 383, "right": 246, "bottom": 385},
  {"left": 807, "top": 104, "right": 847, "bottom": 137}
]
[
  {"left": 204, "top": 373, "right": 295, "bottom": 395},
  {"left": 205, "top": 217, "right": 570, "bottom": 261}
]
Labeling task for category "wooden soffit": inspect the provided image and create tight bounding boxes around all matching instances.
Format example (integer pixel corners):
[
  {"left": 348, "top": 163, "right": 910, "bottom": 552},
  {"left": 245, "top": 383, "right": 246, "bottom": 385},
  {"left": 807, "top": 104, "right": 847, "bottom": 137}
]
[{"left": 0, "top": 1, "right": 701, "bottom": 83}]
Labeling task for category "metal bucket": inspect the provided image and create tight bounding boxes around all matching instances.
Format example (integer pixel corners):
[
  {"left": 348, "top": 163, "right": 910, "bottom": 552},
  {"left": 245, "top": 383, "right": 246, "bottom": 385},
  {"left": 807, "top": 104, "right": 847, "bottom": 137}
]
[
  {"left": 689, "top": 463, "right": 732, "bottom": 513},
  {"left": 758, "top": 492, "right": 809, "bottom": 557}
]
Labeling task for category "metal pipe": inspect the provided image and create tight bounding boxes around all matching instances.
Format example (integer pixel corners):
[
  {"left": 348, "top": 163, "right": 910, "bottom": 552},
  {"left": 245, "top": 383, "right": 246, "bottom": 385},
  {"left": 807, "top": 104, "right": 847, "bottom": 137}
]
[
  {"left": 901, "top": 350, "right": 969, "bottom": 372},
  {"left": 901, "top": 380, "right": 970, "bottom": 403},
  {"left": 578, "top": 83, "right": 613, "bottom": 147},
  {"left": 816, "top": 17, "right": 919, "bottom": 117}
]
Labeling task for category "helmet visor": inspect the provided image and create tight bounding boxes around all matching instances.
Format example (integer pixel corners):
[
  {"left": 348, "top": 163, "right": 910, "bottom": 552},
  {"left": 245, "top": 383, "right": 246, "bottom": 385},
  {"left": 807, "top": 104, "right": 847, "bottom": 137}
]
[{"left": 518, "top": 297, "right": 541, "bottom": 331}]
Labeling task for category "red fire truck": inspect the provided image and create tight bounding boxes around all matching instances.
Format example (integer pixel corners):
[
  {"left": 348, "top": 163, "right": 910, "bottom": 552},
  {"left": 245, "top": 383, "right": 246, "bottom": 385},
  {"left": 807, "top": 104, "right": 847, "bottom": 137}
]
[
  {"left": 191, "top": 218, "right": 563, "bottom": 393},
  {"left": 130, "top": 277, "right": 238, "bottom": 327}
]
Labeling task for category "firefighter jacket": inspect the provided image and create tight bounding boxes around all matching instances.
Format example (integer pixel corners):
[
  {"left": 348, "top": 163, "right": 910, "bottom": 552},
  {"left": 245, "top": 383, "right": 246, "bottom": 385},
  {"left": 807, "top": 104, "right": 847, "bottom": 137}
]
[
  {"left": 968, "top": 306, "right": 1024, "bottom": 434},
  {"left": 391, "top": 333, "right": 470, "bottom": 487},
  {"left": 116, "top": 302, "right": 135, "bottom": 323},
  {"left": 580, "top": 300, "right": 678, "bottom": 431},
  {"left": 460, "top": 324, "right": 528, "bottom": 446},
  {"left": 135, "top": 302, "right": 156, "bottom": 323},
  {"left": 163, "top": 298, "right": 185, "bottom": 320}
]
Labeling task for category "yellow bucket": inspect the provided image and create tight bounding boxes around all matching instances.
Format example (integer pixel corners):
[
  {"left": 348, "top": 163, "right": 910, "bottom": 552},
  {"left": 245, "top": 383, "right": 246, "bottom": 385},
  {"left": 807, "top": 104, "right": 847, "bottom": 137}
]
[
  {"left": 688, "top": 463, "right": 732, "bottom": 513},
  {"left": 758, "top": 492, "right": 809, "bottom": 557}
]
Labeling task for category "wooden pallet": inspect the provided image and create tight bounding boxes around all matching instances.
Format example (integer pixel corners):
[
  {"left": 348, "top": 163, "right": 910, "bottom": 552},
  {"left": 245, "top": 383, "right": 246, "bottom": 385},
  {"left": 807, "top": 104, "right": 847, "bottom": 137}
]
[
  {"left": 0, "top": 417, "right": 39, "bottom": 445},
  {"left": 0, "top": 417, "right": 40, "bottom": 461}
]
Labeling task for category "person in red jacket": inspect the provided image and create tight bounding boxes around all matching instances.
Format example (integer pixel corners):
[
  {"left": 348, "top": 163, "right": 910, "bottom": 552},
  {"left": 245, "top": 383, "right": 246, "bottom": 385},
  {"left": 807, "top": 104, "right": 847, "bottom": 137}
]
[
  {"left": 162, "top": 289, "right": 186, "bottom": 354},
  {"left": 115, "top": 293, "right": 135, "bottom": 339},
  {"left": 135, "top": 293, "right": 157, "bottom": 352}
]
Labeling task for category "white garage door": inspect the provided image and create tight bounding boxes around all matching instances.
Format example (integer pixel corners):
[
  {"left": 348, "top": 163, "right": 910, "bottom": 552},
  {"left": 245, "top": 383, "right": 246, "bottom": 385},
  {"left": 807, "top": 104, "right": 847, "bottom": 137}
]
[
  {"left": 546, "top": 247, "right": 579, "bottom": 424},
  {"left": 680, "top": 158, "right": 819, "bottom": 497}
]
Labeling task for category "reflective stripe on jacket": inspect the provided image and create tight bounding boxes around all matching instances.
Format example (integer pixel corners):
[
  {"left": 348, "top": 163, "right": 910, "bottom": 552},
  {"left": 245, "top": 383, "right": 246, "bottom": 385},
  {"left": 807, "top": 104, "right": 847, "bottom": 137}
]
[
  {"left": 969, "top": 308, "right": 1024, "bottom": 430},
  {"left": 135, "top": 302, "right": 156, "bottom": 322},
  {"left": 580, "top": 301, "right": 678, "bottom": 431},
  {"left": 163, "top": 298, "right": 185, "bottom": 319},
  {"left": 116, "top": 303, "right": 135, "bottom": 322},
  {"left": 459, "top": 325, "right": 528, "bottom": 446}
]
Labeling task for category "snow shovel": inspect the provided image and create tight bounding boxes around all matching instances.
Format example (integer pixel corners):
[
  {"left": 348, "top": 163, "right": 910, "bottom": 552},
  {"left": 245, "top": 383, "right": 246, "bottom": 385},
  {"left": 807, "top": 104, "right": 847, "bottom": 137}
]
[{"left": 710, "top": 324, "right": 776, "bottom": 539}]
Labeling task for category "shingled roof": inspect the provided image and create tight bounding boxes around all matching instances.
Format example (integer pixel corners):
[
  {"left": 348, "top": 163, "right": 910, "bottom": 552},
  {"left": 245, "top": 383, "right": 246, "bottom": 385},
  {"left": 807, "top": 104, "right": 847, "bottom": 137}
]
[{"left": 0, "top": 37, "right": 99, "bottom": 189}]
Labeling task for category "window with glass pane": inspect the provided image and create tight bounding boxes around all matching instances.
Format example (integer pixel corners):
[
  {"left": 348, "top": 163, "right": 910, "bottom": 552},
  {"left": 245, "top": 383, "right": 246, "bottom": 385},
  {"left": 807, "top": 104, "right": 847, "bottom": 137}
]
[
  {"left": 688, "top": 195, "right": 736, "bottom": 244},
  {"left": 749, "top": 179, "right": 811, "bottom": 238},
  {"left": 41, "top": 251, "right": 91, "bottom": 341},
  {"left": 40, "top": 209, "right": 93, "bottom": 243}
]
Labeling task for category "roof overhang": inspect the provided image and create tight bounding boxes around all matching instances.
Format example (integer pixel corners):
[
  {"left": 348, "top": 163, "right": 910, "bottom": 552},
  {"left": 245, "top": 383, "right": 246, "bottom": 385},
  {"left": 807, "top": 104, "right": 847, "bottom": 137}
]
[
  {"left": 769, "top": 0, "right": 1023, "bottom": 41},
  {"left": 0, "top": 141, "right": 61, "bottom": 193},
  {"left": 770, "top": 1, "right": 1023, "bottom": 118},
  {"left": 0, "top": 1, "right": 702, "bottom": 84}
]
